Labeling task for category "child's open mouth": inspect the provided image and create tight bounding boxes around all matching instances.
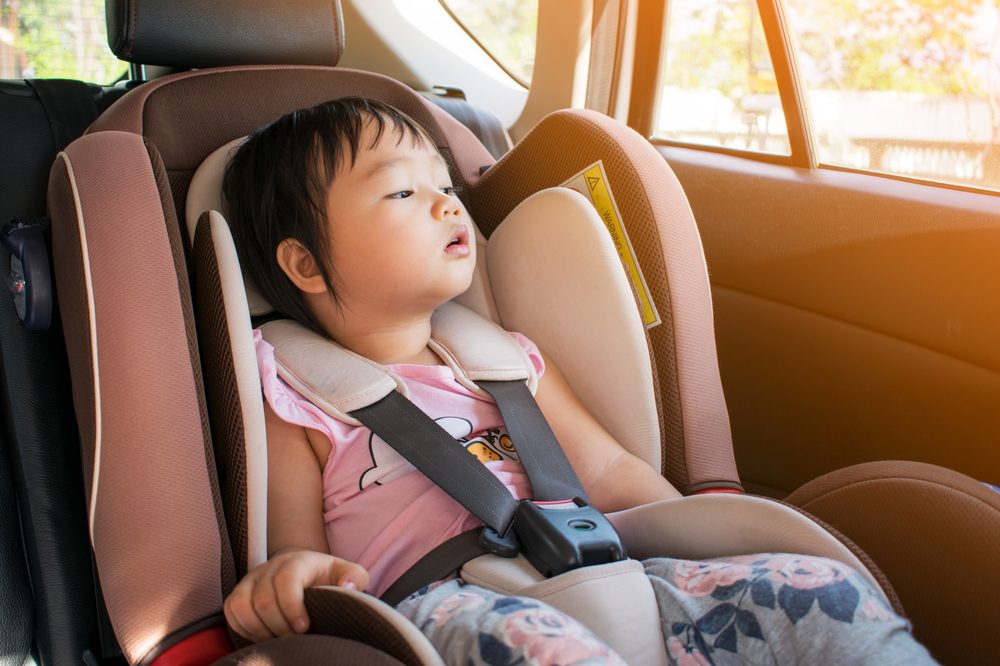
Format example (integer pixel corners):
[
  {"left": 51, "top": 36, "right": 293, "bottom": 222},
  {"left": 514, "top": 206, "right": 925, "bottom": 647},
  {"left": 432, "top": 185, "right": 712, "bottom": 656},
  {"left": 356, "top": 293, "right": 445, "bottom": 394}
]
[{"left": 444, "top": 225, "right": 471, "bottom": 256}]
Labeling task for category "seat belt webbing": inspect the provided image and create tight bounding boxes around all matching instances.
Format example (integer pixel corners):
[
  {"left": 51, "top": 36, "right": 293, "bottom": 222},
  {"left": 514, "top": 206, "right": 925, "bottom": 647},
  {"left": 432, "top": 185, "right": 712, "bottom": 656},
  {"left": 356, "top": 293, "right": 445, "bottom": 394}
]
[
  {"left": 358, "top": 379, "right": 595, "bottom": 604},
  {"left": 379, "top": 530, "right": 483, "bottom": 606},
  {"left": 25, "top": 79, "right": 99, "bottom": 153},
  {"left": 477, "top": 380, "right": 589, "bottom": 504},
  {"left": 352, "top": 391, "right": 520, "bottom": 533}
]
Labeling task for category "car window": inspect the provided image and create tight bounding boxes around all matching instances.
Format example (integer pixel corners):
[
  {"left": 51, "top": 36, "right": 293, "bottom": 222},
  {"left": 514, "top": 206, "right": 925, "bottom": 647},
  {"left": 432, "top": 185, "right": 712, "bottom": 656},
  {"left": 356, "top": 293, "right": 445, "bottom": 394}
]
[
  {"left": 652, "top": 0, "right": 790, "bottom": 156},
  {"left": 439, "top": 0, "right": 537, "bottom": 86},
  {"left": 1, "top": 0, "right": 124, "bottom": 83},
  {"left": 785, "top": 0, "right": 1000, "bottom": 192}
]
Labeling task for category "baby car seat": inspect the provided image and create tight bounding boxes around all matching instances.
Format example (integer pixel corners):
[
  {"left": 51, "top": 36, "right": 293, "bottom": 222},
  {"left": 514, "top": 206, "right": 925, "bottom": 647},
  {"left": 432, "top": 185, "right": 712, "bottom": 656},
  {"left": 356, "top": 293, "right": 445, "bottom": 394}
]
[
  {"left": 186, "top": 151, "right": 886, "bottom": 665},
  {"left": 41, "top": 0, "right": 1000, "bottom": 664}
]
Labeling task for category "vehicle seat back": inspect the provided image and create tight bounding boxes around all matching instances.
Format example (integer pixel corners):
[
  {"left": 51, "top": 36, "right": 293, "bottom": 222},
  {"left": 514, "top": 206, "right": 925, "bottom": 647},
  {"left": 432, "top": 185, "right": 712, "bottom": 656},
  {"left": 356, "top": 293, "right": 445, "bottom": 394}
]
[
  {"left": 0, "top": 440, "right": 32, "bottom": 665},
  {"left": 0, "top": 77, "right": 132, "bottom": 664}
]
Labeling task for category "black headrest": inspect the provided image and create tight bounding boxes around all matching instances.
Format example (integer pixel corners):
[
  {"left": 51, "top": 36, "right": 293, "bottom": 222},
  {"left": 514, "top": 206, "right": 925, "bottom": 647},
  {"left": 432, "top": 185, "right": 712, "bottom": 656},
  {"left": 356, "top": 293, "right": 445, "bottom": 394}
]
[{"left": 105, "top": 0, "right": 344, "bottom": 69}]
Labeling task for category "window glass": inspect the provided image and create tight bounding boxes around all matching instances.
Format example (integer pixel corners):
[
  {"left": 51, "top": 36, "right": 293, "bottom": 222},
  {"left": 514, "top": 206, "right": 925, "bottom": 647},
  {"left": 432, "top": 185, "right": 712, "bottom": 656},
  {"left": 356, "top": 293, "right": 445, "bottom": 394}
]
[
  {"left": 785, "top": 0, "right": 1000, "bottom": 192},
  {"left": 654, "top": 0, "right": 789, "bottom": 155},
  {"left": 0, "top": 0, "right": 123, "bottom": 83},
  {"left": 440, "top": 0, "right": 537, "bottom": 85}
]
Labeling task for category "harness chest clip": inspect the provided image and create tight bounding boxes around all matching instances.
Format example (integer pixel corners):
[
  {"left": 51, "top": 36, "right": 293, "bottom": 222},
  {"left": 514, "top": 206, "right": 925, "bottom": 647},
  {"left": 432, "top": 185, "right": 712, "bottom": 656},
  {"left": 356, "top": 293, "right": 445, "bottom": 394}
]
[{"left": 507, "top": 498, "right": 626, "bottom": 578}]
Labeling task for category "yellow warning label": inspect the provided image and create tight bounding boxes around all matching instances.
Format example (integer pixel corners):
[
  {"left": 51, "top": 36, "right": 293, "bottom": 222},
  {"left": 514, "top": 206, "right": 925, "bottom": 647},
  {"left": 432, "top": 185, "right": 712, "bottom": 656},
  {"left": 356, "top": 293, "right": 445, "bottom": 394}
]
[{"left": 561, "top": 162, "right": 660, "bottom": 328}]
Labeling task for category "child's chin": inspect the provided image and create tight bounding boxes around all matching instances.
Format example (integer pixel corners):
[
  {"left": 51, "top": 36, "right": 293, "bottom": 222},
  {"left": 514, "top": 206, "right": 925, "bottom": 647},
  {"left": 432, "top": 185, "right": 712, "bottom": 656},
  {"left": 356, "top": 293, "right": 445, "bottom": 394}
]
[
  {"left": 433, "top": 284, "right": 472, "bottom": 307},
  {"left": 454, "top": 272, "right": 476, "bottom": 296}
]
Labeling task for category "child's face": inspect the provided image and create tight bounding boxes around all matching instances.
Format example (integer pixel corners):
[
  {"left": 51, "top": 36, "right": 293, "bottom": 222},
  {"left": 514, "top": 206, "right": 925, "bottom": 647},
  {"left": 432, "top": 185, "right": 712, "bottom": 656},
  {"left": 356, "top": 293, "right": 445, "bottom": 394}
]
[{"left": 320, "top": 121, "right": 475, "bottom": 317}]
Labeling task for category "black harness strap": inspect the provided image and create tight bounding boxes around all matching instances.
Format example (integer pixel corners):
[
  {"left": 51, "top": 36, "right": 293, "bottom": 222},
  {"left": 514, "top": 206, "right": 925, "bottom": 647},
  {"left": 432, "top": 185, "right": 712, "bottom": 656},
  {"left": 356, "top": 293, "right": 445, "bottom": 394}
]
[
  {"left": 357, "top": 379, "right": 608, "bottom": 605},
  {"left": 379, "top": 530, "right": 483, "bottom": 606},
  {"left": 477, "top": 380, "right": 589, "bottom": 504},
  {"left": 352, "top": 391, "right": 520, "bottom": 534}
]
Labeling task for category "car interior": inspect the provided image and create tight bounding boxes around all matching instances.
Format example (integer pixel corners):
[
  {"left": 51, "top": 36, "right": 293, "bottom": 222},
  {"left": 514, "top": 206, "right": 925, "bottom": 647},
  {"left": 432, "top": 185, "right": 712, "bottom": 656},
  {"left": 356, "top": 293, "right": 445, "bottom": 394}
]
[{"left": 2, "top": 1, "right": 1000, "bottom": 665}]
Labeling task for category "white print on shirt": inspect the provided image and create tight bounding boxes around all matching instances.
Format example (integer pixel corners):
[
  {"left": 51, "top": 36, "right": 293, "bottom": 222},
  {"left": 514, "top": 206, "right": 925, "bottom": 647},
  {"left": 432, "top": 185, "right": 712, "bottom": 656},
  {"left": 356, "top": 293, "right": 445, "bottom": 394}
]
[{"left": 359, "top": 417, "right": 519, "bottom": 491}]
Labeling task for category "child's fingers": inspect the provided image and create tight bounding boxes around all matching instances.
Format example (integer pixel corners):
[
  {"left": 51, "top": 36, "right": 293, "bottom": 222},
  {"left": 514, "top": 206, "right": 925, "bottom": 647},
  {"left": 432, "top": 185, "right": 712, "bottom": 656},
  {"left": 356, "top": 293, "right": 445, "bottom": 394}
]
[
  {"left": 223, "top": 551, "right": 370, "bottom": 642},
  {"left": 223, "top": 600, "right": 262, "bottom": 643},
  {"left": 272, "top": 562, "right": 311, "bottom": 634},
  {"left": 330, "top": 558, "right": 370, "bottom": 592},
  {"left": 224, "top": 575, "right": 274, "bottom": 642},
  {"left": 266, "top": 551, "right": 347, "bottom": 635},
  {"left": 251, "top": 572, "right": 297, "bottom": 638}
]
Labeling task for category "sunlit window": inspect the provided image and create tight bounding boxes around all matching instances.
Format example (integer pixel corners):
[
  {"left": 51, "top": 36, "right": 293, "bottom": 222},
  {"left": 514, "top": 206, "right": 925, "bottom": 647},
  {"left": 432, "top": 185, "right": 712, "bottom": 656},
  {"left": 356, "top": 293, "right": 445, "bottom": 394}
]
[
  {"left": 785, "top": 0, "right": 1000, "bottom": 192},
  {"left": 439, "top": 0, "right": 537, "bottom": 86},
  {"left": 653, "top": 0, "right": 790, "bottom": 155},
  {"left": 0, "top": 0, "right": 124, "bottom": 83}
]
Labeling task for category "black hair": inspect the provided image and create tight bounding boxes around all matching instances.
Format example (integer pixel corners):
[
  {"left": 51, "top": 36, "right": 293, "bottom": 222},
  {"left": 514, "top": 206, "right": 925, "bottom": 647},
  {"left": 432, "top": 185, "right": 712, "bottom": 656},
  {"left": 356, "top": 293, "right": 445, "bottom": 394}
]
[{"left": 222, "top": 97, "right": 435, "bottom": 332}]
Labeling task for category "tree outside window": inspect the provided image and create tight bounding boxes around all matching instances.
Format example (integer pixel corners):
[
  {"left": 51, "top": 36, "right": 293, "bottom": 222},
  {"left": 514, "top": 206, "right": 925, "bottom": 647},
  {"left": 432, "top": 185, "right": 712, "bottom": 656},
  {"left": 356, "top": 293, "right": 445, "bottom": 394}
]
[
  {"left": 1, "top": 0, "right": 123, "bottom": 83},
  {"left": 656, "top": 0, "right": 790, "bottom": 155},
  {"left": 656, "top": 0, "right": 1000, "bottom": 191},
  {"left": 787, "top": 0, "right": 1000, "bottom": 191},
  {"left": 440, "top": 0, "right": 537, "bottom": 86}
]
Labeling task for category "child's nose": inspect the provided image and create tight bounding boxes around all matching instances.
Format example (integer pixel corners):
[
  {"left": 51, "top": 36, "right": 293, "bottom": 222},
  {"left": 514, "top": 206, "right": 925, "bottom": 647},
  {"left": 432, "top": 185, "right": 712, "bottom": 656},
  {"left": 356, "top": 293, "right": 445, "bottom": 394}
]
[{"left": 433, "top": 191, "right": 461, "bottom": 219}]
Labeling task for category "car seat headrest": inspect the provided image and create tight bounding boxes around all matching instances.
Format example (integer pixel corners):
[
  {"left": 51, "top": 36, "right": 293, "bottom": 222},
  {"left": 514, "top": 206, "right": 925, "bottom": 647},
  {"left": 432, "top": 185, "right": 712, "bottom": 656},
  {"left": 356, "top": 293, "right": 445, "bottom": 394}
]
[
  {"left": 105, "top": 0, "right": 345, "bottom": 69},
  {"left": 187, "top": 138, "right": 275, "bottom": 316}
]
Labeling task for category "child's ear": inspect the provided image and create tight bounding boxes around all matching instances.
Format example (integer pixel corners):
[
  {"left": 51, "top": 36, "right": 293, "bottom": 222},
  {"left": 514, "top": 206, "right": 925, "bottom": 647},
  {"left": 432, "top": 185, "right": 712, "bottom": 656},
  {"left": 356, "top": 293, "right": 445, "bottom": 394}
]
[{"left": 276, "top": 239, "right": 327, "bottom": 294}]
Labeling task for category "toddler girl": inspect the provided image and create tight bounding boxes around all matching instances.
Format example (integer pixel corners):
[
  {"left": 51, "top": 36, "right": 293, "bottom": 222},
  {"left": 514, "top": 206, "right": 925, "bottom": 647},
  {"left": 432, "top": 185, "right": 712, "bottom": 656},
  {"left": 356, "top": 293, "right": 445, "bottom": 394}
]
[{"left": 221, "top": 97, "right": 934, "bottom": 665}]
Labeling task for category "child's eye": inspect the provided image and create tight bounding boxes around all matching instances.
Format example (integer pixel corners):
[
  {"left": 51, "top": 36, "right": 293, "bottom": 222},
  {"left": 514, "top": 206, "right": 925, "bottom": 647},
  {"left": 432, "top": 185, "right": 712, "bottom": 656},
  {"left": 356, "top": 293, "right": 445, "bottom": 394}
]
[
  {"left": 387, "top": 190, "right": 413, "bottom": 199},
  {"left": 441, "top": 185, "right": 463, "bottom": 196}
]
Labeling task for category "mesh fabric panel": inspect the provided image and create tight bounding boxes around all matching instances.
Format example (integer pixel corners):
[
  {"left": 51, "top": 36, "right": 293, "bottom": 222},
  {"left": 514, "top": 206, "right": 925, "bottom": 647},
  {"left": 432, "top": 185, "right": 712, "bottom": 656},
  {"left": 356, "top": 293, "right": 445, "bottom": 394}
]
[
  {"left": 51, "top": 132, "right": 225, "bottom": 663},
  {"left": 787, "top": 461, "right": 1000, "bottom": 665},
  {"left": 147, "top": 140, "right": 237, "bottom": 595},
  {"left": 192, "top": 213, "right": 250, "bottom": 583},
  {"left": 304, "top": 589, "right": 427, "bottom": 666},
  {"left": 768, "top": 497, "right": 904, "bottom": 617},
  {"left": 167, "top": 170, "right": 196, "bottom": 246}
]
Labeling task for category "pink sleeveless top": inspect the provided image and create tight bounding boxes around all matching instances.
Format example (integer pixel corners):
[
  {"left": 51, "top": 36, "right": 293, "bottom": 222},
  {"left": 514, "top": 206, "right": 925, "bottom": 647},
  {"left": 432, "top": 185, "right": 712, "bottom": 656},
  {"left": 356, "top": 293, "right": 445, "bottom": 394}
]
[{"left": 254, "top": 330, "right": 543, "bottom": 596}]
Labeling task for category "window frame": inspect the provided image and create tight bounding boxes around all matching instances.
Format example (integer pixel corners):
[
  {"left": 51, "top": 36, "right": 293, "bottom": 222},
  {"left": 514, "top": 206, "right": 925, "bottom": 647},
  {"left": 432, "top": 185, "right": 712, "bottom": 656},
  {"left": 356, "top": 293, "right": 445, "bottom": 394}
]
[
  {"left": 436, "top": 0, "right": 534, "bottom": 89},
  {"left": 631, "top": 0, "right": 1000, "bottom": 197}
]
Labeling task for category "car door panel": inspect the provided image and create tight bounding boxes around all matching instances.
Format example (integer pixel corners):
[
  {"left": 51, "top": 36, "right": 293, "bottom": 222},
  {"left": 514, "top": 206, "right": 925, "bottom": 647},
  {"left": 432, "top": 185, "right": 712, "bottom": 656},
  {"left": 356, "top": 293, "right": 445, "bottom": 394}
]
[{"left": 660, "top": 145, "right": 1000, "bottom": 496}]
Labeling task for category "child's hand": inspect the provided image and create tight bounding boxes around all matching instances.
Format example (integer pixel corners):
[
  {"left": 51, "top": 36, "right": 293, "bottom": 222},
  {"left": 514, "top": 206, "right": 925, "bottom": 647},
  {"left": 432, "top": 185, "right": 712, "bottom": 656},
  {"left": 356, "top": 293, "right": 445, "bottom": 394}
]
[{"left": 224, "top": 549, "right": 369, "bottom": 642}]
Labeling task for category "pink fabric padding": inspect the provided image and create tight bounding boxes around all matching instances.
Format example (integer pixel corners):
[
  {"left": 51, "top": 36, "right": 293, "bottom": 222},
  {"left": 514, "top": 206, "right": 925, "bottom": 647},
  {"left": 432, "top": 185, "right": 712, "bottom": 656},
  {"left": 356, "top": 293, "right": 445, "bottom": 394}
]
[
  {"left": 56, "top": 131, "right": 224, "bottom": 662},
  {"left": 470, "top": 109, "right": 738, "bottom": 491}
]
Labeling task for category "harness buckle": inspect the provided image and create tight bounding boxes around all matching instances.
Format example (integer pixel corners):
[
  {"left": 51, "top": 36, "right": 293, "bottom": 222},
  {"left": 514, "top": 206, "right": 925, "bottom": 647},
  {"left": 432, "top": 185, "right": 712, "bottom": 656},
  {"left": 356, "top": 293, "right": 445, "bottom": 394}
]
[{"left": 512, "top": 498, "right": 627, "bottom": 577}]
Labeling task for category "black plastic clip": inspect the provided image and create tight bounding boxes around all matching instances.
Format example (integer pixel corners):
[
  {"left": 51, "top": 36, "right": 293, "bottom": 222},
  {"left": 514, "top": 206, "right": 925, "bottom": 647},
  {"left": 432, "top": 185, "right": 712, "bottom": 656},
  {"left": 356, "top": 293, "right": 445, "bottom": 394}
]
[
  {"left": 512, "top": 498, "right": 627, "bottom": 578},
  {"left": 1, "top": 217, "right": 52, "bottom": 330},
  {"left": 478, "top": 498, "right": 628, "bottom": 577},
  {"left": 479, "top": 525, "right": 520, "bottom": 559}
]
